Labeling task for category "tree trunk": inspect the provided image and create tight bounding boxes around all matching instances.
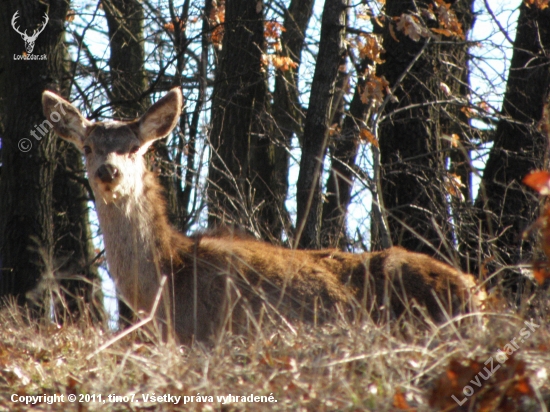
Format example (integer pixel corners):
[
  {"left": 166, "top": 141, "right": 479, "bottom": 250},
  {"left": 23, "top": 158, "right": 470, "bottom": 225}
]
[
  {"left": 272, "top": 0, "right": 316, "bottom": 240},
  {"left": 53, "top": 140, "right": 104, "bottom": 322},
  {"left": 179, "top": 0, "right": 212, "bottom": 230},
  {"left": 473, "top": 3, "right": 550, "bottom": 287},
  {"left": 444, "top": 0, "right": 476, "bottom": 269},
  {"left": 104, "top": 0, "right": 149, "bottom": 118},
  {"left": 296, "top": 0, "right": 348, "bottom": 249},
  {"left": 322, "top": 57, "right": 370, "bottom": 248},
  {"left": 208, "top": 0, "right": 273, "bottom": 239},
  {"left": 0, "top": 1, "right": 69, "bottom": 306},
  {"left": 377, "top": 0, "right": 472, "bottom": 256}
]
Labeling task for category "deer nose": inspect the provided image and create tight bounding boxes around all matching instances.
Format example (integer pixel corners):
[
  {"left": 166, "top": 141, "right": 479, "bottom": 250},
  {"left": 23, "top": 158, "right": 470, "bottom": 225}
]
[{"left": 96, "top": 164, "right": 119, "bottom": 183}]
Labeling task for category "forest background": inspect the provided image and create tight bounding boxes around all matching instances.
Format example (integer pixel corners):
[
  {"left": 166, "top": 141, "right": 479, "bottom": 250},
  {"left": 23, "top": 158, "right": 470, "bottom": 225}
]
[{"left": 0, "top": 1, "right": 550, "bottom": 409}]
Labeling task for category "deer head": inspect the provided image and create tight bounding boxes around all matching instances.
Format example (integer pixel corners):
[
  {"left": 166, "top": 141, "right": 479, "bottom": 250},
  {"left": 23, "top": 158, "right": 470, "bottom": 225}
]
[
  {"left": 12, "top": 11, "right": 49, "bottom": 54},
  {"left": 42, "top": 88, "right": 183, "bottom": 204}
]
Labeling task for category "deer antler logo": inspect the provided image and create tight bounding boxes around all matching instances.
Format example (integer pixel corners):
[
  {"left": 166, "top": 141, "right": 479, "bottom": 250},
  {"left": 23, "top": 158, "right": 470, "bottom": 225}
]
[{"left": 11, "top": 10, "right": 49, "bottom": 54}]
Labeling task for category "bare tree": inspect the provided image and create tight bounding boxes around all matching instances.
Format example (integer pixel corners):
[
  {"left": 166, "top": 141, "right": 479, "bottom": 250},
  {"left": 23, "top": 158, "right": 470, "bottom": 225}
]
[
  {"left": 0, "top": 1, "right": 70, "bottom": 307},
  {"left": 296, "top": 0, "right": 348, "bottom": 249},
  {"left": 2, "top": 0, "right": 548, "bottom": 317},
  {"left": 376, "top": 0, "right": 474, "bottom": 258},
  {"left": 473, "top": 2, "right": 550, "bottom": 290},
  {"left": 207, "top": 0, "right": 274, "bottom": 238}
]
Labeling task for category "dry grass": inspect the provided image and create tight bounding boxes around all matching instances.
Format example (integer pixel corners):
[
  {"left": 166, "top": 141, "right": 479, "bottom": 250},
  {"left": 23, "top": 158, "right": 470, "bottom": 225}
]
[{"left": 0, "top": 294, "right": 548, "bottom": 412}]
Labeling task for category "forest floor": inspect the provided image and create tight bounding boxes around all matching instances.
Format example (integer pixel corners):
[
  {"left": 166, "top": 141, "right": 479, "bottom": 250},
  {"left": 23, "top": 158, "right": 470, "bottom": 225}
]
[{"left": 0, "top": 292, "right": 548, "bottom": 411}]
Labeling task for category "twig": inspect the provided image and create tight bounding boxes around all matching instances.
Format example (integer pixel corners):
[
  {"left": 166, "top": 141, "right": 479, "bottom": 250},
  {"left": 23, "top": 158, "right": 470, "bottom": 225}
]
[{"left": 86, "top": 276, "right": 167, "bottom": 360}]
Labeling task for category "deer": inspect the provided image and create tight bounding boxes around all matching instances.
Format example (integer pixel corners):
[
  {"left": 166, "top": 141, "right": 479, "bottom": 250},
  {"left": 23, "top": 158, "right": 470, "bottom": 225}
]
[{"left": 42, "top": 87, "right": 485, "bottom": 344}]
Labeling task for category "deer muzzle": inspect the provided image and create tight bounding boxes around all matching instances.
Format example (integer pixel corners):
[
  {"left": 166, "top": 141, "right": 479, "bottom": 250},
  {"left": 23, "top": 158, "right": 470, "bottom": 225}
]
[{"left": 96, "top": 164, "right": 119, "bottom": 184}]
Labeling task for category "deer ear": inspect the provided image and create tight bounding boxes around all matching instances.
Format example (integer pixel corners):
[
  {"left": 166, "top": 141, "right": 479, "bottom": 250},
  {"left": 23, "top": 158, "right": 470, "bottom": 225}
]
[
  {"left": 138, "top": 87, "right": 182, "bottom": 144},
  {"left": 42, "top": 91, "right": 91, "bottom": 149}
]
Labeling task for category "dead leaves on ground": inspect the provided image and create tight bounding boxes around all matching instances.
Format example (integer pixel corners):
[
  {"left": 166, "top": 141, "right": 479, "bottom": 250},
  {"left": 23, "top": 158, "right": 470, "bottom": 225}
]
[
  {"left": 523, "top": 170, "right": 550, "bottom": 285},
  {"left": 430, "top": 355, "right": 536, "bottom": 411}
]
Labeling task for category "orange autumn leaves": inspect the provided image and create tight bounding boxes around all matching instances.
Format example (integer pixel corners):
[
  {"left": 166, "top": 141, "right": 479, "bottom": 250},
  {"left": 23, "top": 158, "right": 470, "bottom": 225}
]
[
  {"left": 391, "top": 0, "right": 465, "bottom": 43},
  {"left": 525, "top": 0, "right": 550, "bottom": 10},
  {"left": 262, "top": 21, "right": 298, "bottom": 72},
  {"left": 429, "top": 356, "right": 536, "bottom": 411},
  {"left": 523, "top": 170, "right": 550, "bottom": 285}
]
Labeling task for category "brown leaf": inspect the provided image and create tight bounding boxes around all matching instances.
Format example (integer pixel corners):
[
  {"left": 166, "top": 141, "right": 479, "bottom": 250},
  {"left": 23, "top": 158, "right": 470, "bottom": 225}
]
[
  {"left": 431, "top": 28, "right": 454, "bottom": 37},
  {"left": 393, "top": 389, "right": 414, "bottom": 410},
  {"left": 433, "top": 0, "right": 465, "bottom": 39},
  {"left": 533, "top": 263, "right": 550, "bottom": 285},
  {"left": 66, "top": 10, "right": 76, "bottom": 22},
  {"left": 360, "top": 128, "right": 379, "bottom": 147},
  {"left": 360, "top": 67, "right": 389, "bottom": 108},
  {"left": 444, "top": 173, "right": 465, "bottom": 201},
  {"left": 262, "top": 54, "right": 298, "bottom": 72},
  {"left": 210, "top": 0, "right": 225, "bottom": 47},
  {"left": 353, "top": 33, "right": 385, "bottom": 64},
  {"left": 478, "top": 101, "right": 490, "bottom": 112},
  {"left": 523, "top": 170, "right": 550, "bottom": 195},
  {"left": 460, "top": 106, "right": 475, "bottom": 118},
  {"left": 429, "top": 358, "right": 482, "bottom": 409},
  {"left": 451, "top": 133, "right": 460, "bottom": 148},
  {"left": 389, "top": 21, "right": 400, "bottom": 42},
  {"left": 395, "top": 14, "right": 430, "bottom": 42},
  {"left": 164, "top": 18, "right": 185, "bottom": 33},
  {"left": 525, "top": 0, "right": 550, "bottom": 9},
  {"left": 265, "top": 21, "right": 285, "bottom": 39}
]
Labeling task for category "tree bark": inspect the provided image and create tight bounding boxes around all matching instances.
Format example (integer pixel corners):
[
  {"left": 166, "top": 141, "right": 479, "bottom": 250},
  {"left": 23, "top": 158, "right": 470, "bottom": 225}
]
[
  {"left": 296, "top": 0, "right": 348, "bottom": 249},
  {"left": 208, "top": 0, "right": 273, "bottom": 238},
  {"left": 272, "top": 0, "right": 316, "bottom": 240},
  {"left": 0, "top": 1, "right": 69, "bottom": 305},
  {"left": 322, "top": 57, "right": 370, "bottom": 248},
  {"left": 104, "top": 0, "right": 149, "bottom": 118},
  {"left": 179, "top": 0, "right": 211, "bottom": 230},
  {"left": 473, "top": 3, "right": 550, "bottom": 286},
  {"left": 53, "top": 140, "right": 104, "bottom": 322},
  {"left": 377, "top": 0, "right": 472, "bottom": 256}
]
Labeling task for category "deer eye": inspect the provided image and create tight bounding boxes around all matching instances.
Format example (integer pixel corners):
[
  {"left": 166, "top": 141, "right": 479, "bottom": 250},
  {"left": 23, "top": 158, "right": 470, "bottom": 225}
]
[
  {"left": 83, "top": 146, "right": 92, "bottom": 155},
  {"left": 129, "top": 145, "right": 140, "bottom": 154}
]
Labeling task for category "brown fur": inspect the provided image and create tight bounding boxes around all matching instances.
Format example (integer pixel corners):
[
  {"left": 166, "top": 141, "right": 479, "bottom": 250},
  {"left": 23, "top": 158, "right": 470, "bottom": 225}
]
[{"left": 42, "top": 88, "right": 485, "bottom": 343}]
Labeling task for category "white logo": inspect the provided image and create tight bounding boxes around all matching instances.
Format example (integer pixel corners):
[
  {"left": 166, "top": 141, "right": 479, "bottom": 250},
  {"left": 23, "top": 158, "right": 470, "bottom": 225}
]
[{"left": 11, "top": 10, "right": 49, "bottom": 54}]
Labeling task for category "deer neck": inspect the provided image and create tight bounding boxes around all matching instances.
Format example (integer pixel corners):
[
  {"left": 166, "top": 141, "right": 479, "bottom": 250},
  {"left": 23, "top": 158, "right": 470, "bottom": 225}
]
[{"left": 94, "top": 168, "right": 175, "bottom": 310}]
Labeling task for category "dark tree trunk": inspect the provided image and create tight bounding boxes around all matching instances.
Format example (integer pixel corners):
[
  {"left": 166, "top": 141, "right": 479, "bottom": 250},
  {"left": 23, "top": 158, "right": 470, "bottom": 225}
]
[
  {"left": 447, "top": 0, "right": 476, "bottom": 205},
  {"left": 0, "top": 1, "right": 69, "bottom": 306},
  {"left": 53, "top": 140, "right": 104, "bottom": 322},
  {"left": 322, "top": 57, "right": 370, "bottom": 248},
  {"left": 377, "top": 0, "right": 473, "bottom": 256},
  {"left": 443, "top": 0, "right": 477, "bottom": 270},
  {"left": 473, "top": 3, "right": 550, "bottom": 287},
  {"left": 272, "top": 0, "right": 316, "bottom": 239},
  {"left": 104, "top": 0, "right": 149, "bottom": 118},
  {"left": 296, "top": 0, "right": 348, "bottom": 249},
  {"left": 208, "top": 0, "right": 274, "bottom": 239},
  {"left": 179, "top": 0, "right": 212, "bottom": 230}
]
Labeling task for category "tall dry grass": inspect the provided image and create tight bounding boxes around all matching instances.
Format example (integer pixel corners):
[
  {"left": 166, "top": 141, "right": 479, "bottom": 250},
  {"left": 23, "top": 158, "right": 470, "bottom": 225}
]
[{"left": 0, "top": 290, "right": 549, "bottom": 412}]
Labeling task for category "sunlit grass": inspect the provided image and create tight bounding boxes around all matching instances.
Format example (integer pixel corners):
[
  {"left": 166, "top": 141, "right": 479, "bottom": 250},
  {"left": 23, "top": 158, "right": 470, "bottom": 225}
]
[{"left": 0, "top": 291, "right": 548, "bottom": 411}]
